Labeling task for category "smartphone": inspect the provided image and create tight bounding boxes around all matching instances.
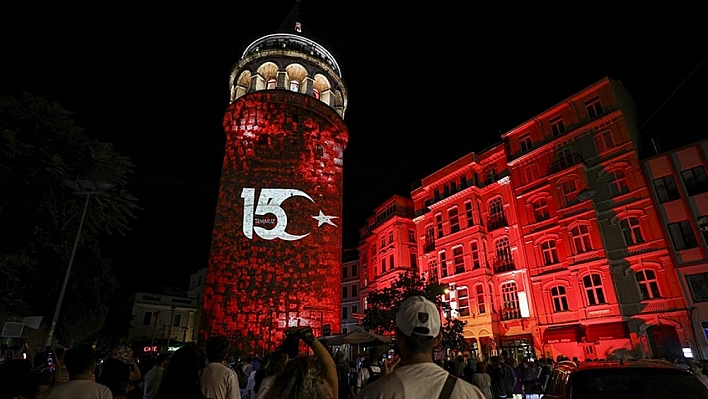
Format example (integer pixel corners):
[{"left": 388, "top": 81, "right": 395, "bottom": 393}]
[{"left": 45, "top": 348, "right": 56, "bottom": 373}]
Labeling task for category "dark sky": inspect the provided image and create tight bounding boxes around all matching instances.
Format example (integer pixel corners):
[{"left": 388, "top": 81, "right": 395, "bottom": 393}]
[{"left": 2, "top": 2, "right": 706, "bottom": 292}]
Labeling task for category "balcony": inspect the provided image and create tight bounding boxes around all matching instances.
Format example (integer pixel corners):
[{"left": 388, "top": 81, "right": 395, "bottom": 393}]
[
  {"left": 423, "top": 240, "right": 436, "bottom": 253},
  {"left": 492, "top": 253, "right": 515, "bottom": 273},
  {"left": 500, "top": 306, "right": 522, "bottom": 321},
  {"left": 486, "top": 214, "right": 508, "bottom": 231},
  {"left": 546, "top": 153, "right": 584, "bottom": 176}
]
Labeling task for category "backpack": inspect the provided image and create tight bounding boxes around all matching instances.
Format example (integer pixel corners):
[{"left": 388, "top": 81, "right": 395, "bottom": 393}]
[{"left": 365, "top": 365, "right": 382, "bottom": 384}]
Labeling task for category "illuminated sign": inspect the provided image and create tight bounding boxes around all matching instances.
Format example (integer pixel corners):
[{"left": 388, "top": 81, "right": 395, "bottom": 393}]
[
  {"left": 241, "top": 188, "right": 338, "bottom": 240},
  {"left": 143, "top": 346, "right": 158, "bottom": 353}
]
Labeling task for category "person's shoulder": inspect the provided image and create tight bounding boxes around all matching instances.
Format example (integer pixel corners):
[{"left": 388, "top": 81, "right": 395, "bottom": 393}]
[{"left": 452, "top": 377, "right": 487, "bottom": 399}]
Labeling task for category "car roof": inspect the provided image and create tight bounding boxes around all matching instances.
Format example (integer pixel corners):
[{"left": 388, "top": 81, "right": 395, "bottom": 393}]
[{"left": 554, "top": 359, "right": 687, "bottom": 371}]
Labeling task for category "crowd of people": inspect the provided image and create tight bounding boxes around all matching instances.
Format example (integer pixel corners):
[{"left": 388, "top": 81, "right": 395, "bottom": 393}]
[{"left": 2, "top": 294, "right": 708, "bottom": 399}]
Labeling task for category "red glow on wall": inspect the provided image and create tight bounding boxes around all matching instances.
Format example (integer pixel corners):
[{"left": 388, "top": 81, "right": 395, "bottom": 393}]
[{"left": 200, "top": 91, "right": 348, "bottom": 353}]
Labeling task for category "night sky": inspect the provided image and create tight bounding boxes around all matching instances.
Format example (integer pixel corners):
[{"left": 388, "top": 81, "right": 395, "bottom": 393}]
[{"left": 2, "top": 2, "right": 706, "bottom": 292}]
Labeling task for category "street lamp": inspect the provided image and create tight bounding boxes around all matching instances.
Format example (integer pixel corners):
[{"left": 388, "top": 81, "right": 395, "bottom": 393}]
[{"left": 45, "top": 179, "right": 111, "bottom": 347}]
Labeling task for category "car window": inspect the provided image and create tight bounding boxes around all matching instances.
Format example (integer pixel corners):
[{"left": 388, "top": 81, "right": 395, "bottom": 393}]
[
  {"left": 546, "top": 369, "right": 567, "bottom": 397},
  {"left": 571, "top": 368, "right": 708, "bottom": 399}
]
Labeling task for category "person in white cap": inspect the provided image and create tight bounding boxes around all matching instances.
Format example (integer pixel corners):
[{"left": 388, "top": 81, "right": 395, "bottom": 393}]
[{"left": 358, "top": 295, "right": 485, "bottom": 399}]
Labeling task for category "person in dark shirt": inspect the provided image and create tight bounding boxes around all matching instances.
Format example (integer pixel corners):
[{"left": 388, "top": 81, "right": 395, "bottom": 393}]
[{"left": 489, "top": 356, "right": 507, "bottom": 399}]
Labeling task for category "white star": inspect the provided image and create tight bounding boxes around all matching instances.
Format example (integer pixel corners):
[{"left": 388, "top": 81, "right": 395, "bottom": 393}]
[{"left": 312, "top": 210, "right": 338, "bottom": 227}]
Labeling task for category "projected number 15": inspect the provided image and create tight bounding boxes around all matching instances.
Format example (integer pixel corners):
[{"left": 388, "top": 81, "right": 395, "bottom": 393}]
[{"left": 241, "top": 188, "right": 313, "bottom": 241}]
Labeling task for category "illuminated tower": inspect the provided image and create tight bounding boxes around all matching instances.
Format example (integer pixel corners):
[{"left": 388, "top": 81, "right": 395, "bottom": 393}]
[{"left": 201, "top": 4, "right": 348, "bottom": 352}]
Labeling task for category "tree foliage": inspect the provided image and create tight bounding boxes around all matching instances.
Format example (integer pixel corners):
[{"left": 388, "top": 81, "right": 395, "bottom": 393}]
[
  {"left": 361, "top": 271, "right": 470, "bottom": 354},
  {"left": 0, "top": 92, "right": 140, "bottom": 345}
]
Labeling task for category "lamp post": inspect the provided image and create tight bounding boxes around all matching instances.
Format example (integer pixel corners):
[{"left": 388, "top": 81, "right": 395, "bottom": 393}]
[{"left": 45, "top": 180, "right": 110, "bottom": 348}]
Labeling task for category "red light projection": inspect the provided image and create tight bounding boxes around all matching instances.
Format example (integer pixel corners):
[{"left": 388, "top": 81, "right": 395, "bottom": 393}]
[{"left": 201, "top": 90, "right": 348, "bottom": 353}]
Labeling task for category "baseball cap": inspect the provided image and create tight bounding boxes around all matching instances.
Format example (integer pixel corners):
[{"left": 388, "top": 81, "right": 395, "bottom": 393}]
[{"left": 396, "top": 296, "right": 441, "bottom": 338}]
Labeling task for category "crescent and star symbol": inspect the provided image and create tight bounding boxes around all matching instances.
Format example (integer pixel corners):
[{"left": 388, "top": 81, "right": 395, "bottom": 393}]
[{"left": 312, "top": 210, "right": 338, "bottom": 227}]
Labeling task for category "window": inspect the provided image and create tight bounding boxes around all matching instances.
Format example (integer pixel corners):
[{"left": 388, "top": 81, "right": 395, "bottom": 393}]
[
  {"left": 686, "top": 273, "right": 708, "bottom": 302},
  {"left": 585, "top": 96, "right": 603, "bottom": 119},
  {"left": 342, "top": 307, "right": 347, "bottom": 319},
  {"left": 429, "top": 260, "right": 439, "bottom": 281},
  {"left": 289, "top": 80, "right": 300, "bottom": 92},
  {"left": 389, "top": 254, "right": 394, "bottom": 269},
  {"left": 470, "top": 241, "right": 481, "bottom": 269},
  {"left": 342, "top": 286, "right": 347, "bottom": 298},
  {"left": 408, "top": 229, "right": 416, "bottom": 242},
  {"left": 266, "top": 78, "right": 277, "bottom": 89},
  {"left": 457, "top": 287, "right": 471, "bottom": 316},
  {"left": 143, "top": 312, "right": 153, "bottom": 325},
  {"left": 312, "top": 88, "right": 320, "bottom": 99},
  {"left": 620, "top": 217, "right": 645, "bottom": 246},
  {"left": 681, "top": 165, "right": 708, "bottom": 196},
  {"left": 464, "top": 201, "right": 475, "bottom": 227},
  {"left": 173, "top": 314, "right": 181, "bottom": 327},
  {"left": 440, "top": 251, "right": 448, "bottom": 278},
  {"left": 352, "top": 264, "right": 358, "bottom": 277},
  {"left": 525, "top": 163, "right": 540, "bottom": 184},
  {"left": 371, "top": 243, "right": 376, "bottom": 256},
  {"left": 594, "top": 130, "right": 615, "bottom": 152},
  {"left": 436, "top": 213, "right": 444, "bottom": 238},
  {"left": 449, "top": 207, "right": 460, "bottom": 233},
  {"left": 495, "top": 237, "right": 511, "bottom": 260},
  {"left": 410, "top": 253, "right": 417, "bottom": 269},
  {"left": 520, "top": 133, "right": 532, "bottom": 152},
  {"left": 607, "top": 170, "right": 630, "bottom": 196},
  {"left": 342, "top": 266, "right": 348, "bottom": 279},
  {"left": 583, "top": 273, "right": 606, "bottom": 306},
  {"left": 425, "top": 225, "right": 435, "bottom": 244},
  {"left": 351, "top": 285, "right": 358, "bottom": 297},
  {"left": 541, "top": 239, "right": 559, "bottom": 265},
  {"left": 532, "top": 198, "right": 550, "bottom": 222},
  {"left": 489, "top": 197, "right": 504, "bottom": 218},
  {"left": 381, "top": 235, "right": 386, "bottom": 248},
  {"left": 635, "top": 269, "right": 661, "bottom": 300},
  {"left": 653, "top": 175, "right": 680, "bottom": 203},
  {"left": 561, "top": 180, "right": 578, "bottom": 206},
  {"left": 551, "top": 286, "right": 569, "bottom": 312},
  {"left": 453, "top": 246, "right": 465, "bottom": 274},
  {"left": 475, "top": 285, "right": 486, "bottom": 314},
  {"left": 550, "top": 115, "right": 566, "bottom": 136},
  {"left": 315, "top": 144, "right": 324, "bottom": 157},
  {"left": 668, "top": 220, "right": 698, "bottom": 250},
  {"left": 486, "top": 167, "right": 497, "bottom": 184},
  {"left": 381, "top": 258, "right": 386, "bottom": 273},
  {"left": 352, "top": 305, "right": 358, "bottom": 314},
  {"left": 501, "top": 282, "right": 520, "bottom": 316},
  {"left": 571, "top": 225, "right": 593, "bottom": 253},
  {"left": 698, "top": 215, "right": 708, "bottom": 245},
  {"left": 387, "top": 231, "right": 392, "bottom": 244}
]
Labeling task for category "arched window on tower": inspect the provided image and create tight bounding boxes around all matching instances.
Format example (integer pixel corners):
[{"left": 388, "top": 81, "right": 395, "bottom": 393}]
[
  {"left": 289, "top": 80, "right": 300, "bottom": 92},
  {"left": 312, "top": 88, "right": 320, "bottom": 99},
  {"left": 315, "top": 144, "right": 324, "bottom": 157},
  {"left": 267, "top": 78, "right": 277, "bottom": 89}
]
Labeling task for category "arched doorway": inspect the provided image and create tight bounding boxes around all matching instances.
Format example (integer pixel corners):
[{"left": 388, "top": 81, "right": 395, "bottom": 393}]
[{"left": 646, "top": 324, "right": 683, "bottom": 361}]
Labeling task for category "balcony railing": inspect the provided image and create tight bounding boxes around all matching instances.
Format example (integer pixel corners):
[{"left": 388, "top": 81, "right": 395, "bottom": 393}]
[
  {"left": 500, "top": 306, "right": 522, "bottom": 321},
  {"left": 492, "top": 253, "right": 515, "bottom": 273},
  {"left": 487, "top": 214, "right": 508, "bottom": 231},
  {"left": 423, "top": 240, "right": 436, "bottom": 253},
  {"left": 546, "top": 153, "right": 584, "bottom": 176}
]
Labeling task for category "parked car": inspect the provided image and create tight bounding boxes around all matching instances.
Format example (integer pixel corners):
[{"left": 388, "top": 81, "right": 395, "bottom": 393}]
[{"left": 542, "top": 359, "right": 708, "bottom": 399}]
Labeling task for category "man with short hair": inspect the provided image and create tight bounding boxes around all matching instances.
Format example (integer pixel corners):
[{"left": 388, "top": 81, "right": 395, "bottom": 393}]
[
  {"left": 143, "top": 353, "right": 170, "bottom": 399},
  {"left": 358, "top": 295, "right": 485, "bottom": 399},
  {"left": 38, "top": 345, "right": 112, "bottom": 399},
  {"left": 200, "top": 335, "right": 241, "bottom": 399},
  {"left": 356, "top": 347, "right": 383, "bottom": 394}
]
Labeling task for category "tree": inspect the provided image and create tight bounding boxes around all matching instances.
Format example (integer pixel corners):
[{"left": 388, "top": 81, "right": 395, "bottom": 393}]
[
  {"left": 361, "top": 271, "right": 469, "bottom": 354},
  {"left": 0, "top": 92, "right": 140, "bottom": 345}
]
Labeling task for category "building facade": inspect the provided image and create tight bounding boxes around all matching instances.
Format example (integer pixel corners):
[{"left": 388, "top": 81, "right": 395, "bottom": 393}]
[
  {"left": 359, "top": 77, "right": 697, "bottom": 361},
  {"left": 128, "top": 292, "right": 198, "bottom": 351},
  {"left": 358, "top": 196, "right": 418, "bottom": 311},
  {"left": 342, "top": 247, "right": 361, "bottom": 334},
  {"left": 201, "top": 5, "right": 349, "bottom": 352},
  {"left": 642, "top": 139, "right": 708, "bottom": 360}
]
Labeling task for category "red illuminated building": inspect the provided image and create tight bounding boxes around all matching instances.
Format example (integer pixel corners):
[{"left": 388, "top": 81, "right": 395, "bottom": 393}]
[
  {"left": 642, "top": 139, "right": 708, "bottom": 359},
  {"left": 360, "top": 77, "right": 696, "bottom": 361},
  {"left": 201, "top": 6, "right": 349, "bottom": 352}
]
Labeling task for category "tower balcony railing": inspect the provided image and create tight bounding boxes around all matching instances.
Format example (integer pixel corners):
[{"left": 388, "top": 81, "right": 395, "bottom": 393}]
[
  {"left": 492, "top": 253, "right": 515, "bottom": 273},
  {"left": 486, "top": 214, "right": 508, "bottom": 231},
  {"left": 546, "top": 153, "right": 584, "bottom": 176},
  {"left": 499, "top": 306, "right": 522, "bottom": 321}
]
